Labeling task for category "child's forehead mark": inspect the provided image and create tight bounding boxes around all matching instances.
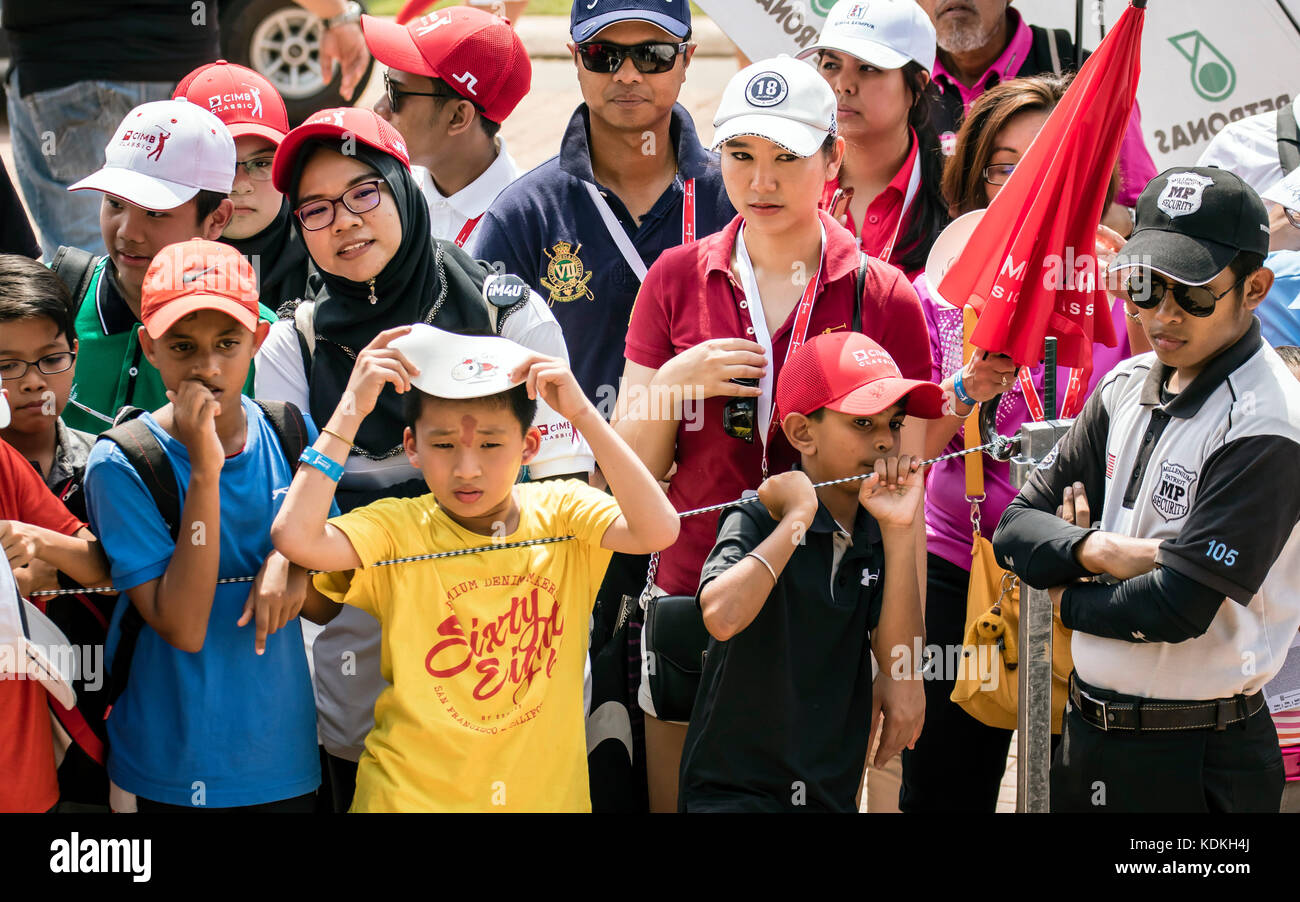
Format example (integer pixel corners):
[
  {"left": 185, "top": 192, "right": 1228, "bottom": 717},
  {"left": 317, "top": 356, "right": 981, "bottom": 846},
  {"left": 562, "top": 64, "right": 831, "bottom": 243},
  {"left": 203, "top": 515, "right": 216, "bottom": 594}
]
[{"left": 460, "top": 414, "right": 476, "bottom": 446}]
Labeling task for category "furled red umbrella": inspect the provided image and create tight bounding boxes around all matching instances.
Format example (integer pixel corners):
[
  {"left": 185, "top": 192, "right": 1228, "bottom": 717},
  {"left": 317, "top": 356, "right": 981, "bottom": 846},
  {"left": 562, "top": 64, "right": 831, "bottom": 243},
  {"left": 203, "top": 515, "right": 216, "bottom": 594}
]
[{"left": 937, "top": 0, "right": 1149, "bottom": 377}]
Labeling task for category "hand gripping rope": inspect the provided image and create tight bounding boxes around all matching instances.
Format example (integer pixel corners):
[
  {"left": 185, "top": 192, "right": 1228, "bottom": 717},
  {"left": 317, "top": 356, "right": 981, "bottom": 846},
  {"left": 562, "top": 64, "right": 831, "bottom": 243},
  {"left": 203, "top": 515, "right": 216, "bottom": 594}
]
[{"left": 28, "top": 437, "right": 1017, "bottom": 598}]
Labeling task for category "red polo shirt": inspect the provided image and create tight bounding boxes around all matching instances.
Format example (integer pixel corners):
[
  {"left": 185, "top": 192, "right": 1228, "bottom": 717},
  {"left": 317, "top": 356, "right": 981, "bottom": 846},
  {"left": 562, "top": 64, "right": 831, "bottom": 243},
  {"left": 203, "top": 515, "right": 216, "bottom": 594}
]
[
  {"left": 0, "top": 439, "right": 84, "bottom": 812},
  {"left": 821, "top": 129, "right": 923, "bottom": 279},
  {"left": 625, "top": 211, "right": 932, "bottom": 596}
]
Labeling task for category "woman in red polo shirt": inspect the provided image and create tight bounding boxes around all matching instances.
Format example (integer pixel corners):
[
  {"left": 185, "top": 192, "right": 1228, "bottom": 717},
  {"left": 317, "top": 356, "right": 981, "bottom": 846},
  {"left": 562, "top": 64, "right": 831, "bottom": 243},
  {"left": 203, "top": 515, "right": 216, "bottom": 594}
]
[
  {"left": 615, "top": 56, "right": 932, "bottom": 812},
  {"left": 801, "top": 0, "right": 949, "bottom": 281}
]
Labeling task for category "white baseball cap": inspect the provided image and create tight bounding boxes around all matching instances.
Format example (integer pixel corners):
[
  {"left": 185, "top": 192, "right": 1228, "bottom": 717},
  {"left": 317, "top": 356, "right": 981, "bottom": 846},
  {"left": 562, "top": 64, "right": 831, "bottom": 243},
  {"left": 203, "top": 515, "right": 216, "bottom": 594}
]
[
  {"left": 1264, "top": 167, "right": 1300, "bottom": 212},
  {"left": 390, "top": 324, "right": 534, "bottom": 400},
  {"left": 797, "top": 0, "right": 937, "bottom": 73},
  {"left": 69, "top": 100, "right": 235, "bottom": 211},
  {"left": 712, "top": 56, "right": 837, "bottom": 158}
]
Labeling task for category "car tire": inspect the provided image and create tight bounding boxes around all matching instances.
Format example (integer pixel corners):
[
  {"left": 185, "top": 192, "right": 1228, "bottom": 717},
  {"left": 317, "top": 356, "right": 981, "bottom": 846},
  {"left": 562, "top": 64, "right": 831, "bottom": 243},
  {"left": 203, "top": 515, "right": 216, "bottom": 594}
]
[{"left": 220, "top": 0, "right": 375, "bottom": 126}]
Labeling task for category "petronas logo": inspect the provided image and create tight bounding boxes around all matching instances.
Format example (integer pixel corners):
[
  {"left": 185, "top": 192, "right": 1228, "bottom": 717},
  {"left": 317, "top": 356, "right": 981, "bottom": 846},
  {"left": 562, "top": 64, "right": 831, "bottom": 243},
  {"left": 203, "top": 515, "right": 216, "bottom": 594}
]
[
  {"left": 810, "top": 0, "right": 837, "bottom": 16},
  {"left": 1169, "top": 31, "right": 1236, "bottom": 102}
]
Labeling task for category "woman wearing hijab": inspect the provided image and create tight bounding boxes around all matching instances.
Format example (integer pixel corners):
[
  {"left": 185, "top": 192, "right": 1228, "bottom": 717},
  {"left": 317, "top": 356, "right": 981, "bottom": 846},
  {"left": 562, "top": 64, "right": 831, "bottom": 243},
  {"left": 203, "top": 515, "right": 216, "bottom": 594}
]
[
  {"left": 255, "top": 107, "right": 588, "bottom": 813},
  {"left": 174, "top": 61, "right": 313, "bottom": 313},
  {"left": 801, "top": 0, "right": 949, "bottom": 281}
]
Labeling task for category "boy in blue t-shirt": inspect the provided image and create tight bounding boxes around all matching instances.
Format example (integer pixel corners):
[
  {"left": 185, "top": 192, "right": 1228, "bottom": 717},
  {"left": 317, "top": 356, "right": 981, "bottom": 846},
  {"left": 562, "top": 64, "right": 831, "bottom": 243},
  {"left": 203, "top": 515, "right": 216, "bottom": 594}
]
[{"left": 83, "top": 240, "right": 321, "bottom": 811}]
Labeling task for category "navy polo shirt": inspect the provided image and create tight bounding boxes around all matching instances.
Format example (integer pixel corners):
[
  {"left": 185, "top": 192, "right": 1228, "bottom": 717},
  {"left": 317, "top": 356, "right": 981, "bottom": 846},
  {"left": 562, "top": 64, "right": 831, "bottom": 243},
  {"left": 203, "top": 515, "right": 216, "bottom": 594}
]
[{"left": 467, "top": 103, "right": 735, "bottom": 409}]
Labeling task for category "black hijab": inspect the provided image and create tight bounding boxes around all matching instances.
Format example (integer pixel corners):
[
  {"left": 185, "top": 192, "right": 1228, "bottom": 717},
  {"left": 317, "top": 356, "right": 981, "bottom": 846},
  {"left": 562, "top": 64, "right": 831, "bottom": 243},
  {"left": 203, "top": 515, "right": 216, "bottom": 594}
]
[
  {"left": 287, "top": 142, "right": 491, "bottom": 456},
  {"left": 226, "top": 198, "right": 312, "bottom": 314}
]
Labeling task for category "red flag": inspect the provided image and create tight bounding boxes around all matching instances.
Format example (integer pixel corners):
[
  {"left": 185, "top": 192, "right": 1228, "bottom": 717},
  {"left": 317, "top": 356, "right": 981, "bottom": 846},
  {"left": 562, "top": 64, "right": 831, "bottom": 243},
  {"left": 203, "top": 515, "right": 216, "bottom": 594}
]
[
  {"left": 938, "top": 1, "right": 1148, "bottom": 369},
  {"left": 396, "top": 0, "right": 435, "bottom": 24}
]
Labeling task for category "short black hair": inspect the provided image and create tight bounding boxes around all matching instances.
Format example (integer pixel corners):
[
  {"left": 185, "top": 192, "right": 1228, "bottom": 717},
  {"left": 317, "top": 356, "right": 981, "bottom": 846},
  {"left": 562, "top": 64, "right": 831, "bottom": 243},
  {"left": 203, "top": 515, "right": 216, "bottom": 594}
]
[
  {"left": 1228, "top": 249, "right": 1267, "bottom": 283},
  {"left": 193, "top": 189, "right": 228, "bottom": 225},
  {"left": 1276, "top": 345, "right": 1300, "bottom": 370},
  {"left": 402, "top": 382, "right": 538, "bottom": 436},
  {"left": 0, "top": 255, "right": 77, "bottom": 344},
  {"left": 430, "top": 78, "right": 502, "bottom": 140}
]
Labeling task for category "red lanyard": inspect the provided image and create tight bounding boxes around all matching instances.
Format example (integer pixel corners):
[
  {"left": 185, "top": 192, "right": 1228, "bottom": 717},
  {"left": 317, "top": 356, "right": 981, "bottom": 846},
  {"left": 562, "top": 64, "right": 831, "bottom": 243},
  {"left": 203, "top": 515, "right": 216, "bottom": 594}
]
[
  {"left": 682, "top": 177, "right": 696, "bottom": 243},
  {"left": 1017, "top": 362, "right": 1089, "bottom": 421},
  {"left": 454, "top": 214, "right": 484, "bottom": 248}
]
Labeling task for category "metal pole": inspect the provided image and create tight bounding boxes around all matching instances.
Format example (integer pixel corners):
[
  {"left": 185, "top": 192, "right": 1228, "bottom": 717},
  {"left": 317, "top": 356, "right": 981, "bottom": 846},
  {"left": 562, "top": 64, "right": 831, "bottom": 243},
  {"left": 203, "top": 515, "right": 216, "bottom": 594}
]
[
  {"left": 1009, "top": 419, "right": 1073, "bottom": 812},
  {"left": 1044, "top": 336, "right": 1058, "bottom": 420}
]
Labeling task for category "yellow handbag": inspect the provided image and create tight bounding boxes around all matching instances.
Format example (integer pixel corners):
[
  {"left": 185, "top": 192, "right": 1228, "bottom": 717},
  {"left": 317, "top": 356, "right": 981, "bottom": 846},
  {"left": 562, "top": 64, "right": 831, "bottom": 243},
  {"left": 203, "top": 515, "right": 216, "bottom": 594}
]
[{"left": 947, "top": 308, "right": 1073, "bottom": 734}]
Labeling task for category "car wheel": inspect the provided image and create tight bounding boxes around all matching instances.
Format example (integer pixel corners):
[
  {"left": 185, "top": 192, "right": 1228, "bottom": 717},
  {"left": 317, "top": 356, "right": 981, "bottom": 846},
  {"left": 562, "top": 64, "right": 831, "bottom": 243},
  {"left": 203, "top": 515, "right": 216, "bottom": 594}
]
[{"left": 221, "top": 0, "right": 375, "bottom": 126}]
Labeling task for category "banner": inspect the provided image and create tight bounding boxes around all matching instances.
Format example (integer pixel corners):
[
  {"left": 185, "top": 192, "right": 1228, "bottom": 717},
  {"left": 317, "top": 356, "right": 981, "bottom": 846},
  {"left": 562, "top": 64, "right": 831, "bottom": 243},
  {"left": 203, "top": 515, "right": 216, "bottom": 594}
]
[{"left": 698, "top": 0, "right": 1300, "bottom": 170}]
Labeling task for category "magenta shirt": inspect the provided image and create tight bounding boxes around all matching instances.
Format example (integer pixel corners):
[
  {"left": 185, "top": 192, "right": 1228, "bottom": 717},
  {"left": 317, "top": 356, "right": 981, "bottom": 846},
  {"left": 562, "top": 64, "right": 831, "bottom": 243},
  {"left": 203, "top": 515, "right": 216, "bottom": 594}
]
[{"left": 917, "top": 273, "right": 1133, "bottom": 572}]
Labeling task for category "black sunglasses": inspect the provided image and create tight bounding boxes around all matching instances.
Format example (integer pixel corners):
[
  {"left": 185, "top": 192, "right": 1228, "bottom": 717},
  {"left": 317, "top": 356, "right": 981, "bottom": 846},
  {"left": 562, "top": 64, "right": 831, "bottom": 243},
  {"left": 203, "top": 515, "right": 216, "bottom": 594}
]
[
  {"left": 383, "top": 71, "right": 460, "bottom": 114},
  {"left": 722, "top": 378, "right": 758, "bottom": 443},
  {"left": 575, "top": 40, "right": 688, "bottom": 75},
  {"left": 1118, "top": 268, "right": 1249, "bottom": 318}
]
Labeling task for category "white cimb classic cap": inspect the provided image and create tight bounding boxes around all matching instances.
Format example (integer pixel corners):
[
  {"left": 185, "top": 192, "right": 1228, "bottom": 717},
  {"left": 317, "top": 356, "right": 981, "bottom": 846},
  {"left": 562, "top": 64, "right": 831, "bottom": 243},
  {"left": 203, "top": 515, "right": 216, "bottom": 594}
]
[
  {"left": 712, "top": 56, "right": 837, "bottom": 158},
  {"left": 797, "top": 0, "right": 937, "bottom": 73},
  {"left": 390, "top": 324, "right": 535, "bottom": 399},
  {"left": 69, "top": 99, "right": 236, "bottom": 211}
]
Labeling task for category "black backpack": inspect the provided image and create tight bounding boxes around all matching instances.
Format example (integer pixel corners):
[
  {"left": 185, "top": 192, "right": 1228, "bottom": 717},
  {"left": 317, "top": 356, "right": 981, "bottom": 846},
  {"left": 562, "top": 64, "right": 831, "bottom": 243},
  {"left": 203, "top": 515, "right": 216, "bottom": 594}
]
[
  {"left": 98, "top": 399, "right": 309, "bottom": 709},
  {"left": 1278, "top": 103, "right": 1300, "bottom": 176}
]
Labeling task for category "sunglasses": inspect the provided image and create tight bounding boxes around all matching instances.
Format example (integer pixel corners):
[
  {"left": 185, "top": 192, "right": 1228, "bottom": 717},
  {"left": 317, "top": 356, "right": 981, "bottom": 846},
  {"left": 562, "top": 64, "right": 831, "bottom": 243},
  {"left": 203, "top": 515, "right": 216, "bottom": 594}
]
[
  {"left": 295, "top": 179, "right": 385, "bottom": 231},
  {"left": 575, "top": 40, "right": 688, "bottom": 75},
  {"left": 722, "top": 378, "right": 758, "bottom": 443},
  {"left": 383, "top": 71, "right": 461, "bottom": 115},
  {"left": 1118, "top": 269, "right": 1249, "bottom": 318}
]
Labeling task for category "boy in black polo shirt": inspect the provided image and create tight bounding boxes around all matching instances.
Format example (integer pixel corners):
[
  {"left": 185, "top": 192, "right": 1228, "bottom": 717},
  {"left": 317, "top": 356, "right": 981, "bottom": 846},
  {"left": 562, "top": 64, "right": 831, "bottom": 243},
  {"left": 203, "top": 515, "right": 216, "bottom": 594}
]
[
  {"left": 994, "top": 167, "right": 1300, "bottom": 812},
  {"left": 679, "top": 332, "right": 944, "bottom": 812}
]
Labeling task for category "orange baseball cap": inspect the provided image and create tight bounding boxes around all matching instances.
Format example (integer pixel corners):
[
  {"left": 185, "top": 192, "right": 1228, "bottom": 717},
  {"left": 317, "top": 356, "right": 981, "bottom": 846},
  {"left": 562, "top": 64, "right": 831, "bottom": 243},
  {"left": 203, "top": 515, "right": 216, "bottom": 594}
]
[{"left": 140, "top": 240, "right": 261, "bottom": 339}]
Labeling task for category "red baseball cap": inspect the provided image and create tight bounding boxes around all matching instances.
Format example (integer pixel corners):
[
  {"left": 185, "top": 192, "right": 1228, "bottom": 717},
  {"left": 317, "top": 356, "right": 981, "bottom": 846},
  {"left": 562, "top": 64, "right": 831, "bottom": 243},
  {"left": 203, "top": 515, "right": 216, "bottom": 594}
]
[
  {"left": 140, "top": 240, "right": 261, "bottom": 339},
  {"left": 776, "top": 332, "right": 946, "bottom": 421},
  {"left": 271, "top": 107, "right": 411, "bottom": 194},
  {"left": 174, "top": 60, "right": 290, "bottom": 144},
  {"left": 362, "top": 8, "right": 531, "bottom": 124}
]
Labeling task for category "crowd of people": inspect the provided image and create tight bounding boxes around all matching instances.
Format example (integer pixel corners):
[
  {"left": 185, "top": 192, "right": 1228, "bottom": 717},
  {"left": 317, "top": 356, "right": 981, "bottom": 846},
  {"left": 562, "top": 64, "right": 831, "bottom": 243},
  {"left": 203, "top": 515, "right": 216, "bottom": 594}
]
[{"left": 2, "top": 0, "right": 1300, "bottom": 815}]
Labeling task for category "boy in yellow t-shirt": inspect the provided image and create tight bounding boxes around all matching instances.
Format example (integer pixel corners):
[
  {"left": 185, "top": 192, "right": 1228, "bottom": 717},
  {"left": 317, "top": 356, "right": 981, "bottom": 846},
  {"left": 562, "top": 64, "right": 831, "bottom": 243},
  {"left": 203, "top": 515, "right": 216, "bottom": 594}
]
[{"left": 272, "top": 325, "right": 680, "bottom": 812}]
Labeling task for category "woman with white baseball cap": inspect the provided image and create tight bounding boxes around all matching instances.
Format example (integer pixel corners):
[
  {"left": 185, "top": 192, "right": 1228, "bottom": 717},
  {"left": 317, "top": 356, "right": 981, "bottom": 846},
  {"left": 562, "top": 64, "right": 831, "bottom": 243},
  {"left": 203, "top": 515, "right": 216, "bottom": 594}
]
[
  {"left": 800, "top": 0, "right": 948, "bottom": 280},
  {"left": 614, "top": 54, "right": 932, "bottom": 811}
]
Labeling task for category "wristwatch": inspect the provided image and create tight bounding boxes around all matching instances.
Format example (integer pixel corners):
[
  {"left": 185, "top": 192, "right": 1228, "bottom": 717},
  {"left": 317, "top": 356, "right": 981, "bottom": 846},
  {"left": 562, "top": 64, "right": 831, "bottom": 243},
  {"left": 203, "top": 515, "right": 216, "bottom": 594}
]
[{"left": 323, "top": 1, "right": 363, "bottom": 29}]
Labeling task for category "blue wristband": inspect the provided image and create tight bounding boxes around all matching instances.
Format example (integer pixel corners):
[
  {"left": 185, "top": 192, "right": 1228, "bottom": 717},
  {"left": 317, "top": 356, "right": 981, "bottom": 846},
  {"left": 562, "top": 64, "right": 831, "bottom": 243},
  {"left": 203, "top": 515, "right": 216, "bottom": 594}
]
[
  {"left": 299, "top": 447, "right": 345, "bottom": 482},
  {"left": 953, "top": 368, "right": 978, "bottom": 408}
]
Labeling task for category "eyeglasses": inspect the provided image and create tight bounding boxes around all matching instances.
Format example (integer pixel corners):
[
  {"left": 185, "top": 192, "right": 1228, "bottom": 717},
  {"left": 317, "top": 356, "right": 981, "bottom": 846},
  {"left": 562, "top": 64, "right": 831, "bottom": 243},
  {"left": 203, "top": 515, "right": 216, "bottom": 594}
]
[
  {"left": 575, "top": 40, "right": 688, "bottom": 75},
  {"left": 383, "top": 72, "right": 459, "bottom": 115},
  {"left": 722, "top": 379, "right": 758, "bottom": 443},
  {"left": 1117, "top": 269, "right": 1249, "bottom": 318},
  {"left": 982, "top": 163, "right": 1017, "bottom": 186},
  {"left": 294, "top": 179, "right": 385, "bottom": 231},
  {"left": 0, "top": 351, "right": 76, "bottom": 381},
  {"left": 234, "top": 156, "right": 274, "bottom": 182}
]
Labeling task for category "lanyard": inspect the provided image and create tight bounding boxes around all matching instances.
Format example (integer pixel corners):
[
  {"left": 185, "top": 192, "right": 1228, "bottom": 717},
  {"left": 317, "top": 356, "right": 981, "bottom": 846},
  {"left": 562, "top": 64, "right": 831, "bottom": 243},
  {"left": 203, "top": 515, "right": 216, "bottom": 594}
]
[
  {"left": 1016, "top": 361, "right": 1089, "bottom": 421},
  {"left": 453, "top": 214, "right": 484, "bottom": 248},
  {"left": 875, "top": 150, "right": 923, "bottom": 265},
  {"left": 733, "top": 224, "right": 825, "bottom": 467},
  {"left": 582, "top": 177, "right": 697, "bottom": 283}
]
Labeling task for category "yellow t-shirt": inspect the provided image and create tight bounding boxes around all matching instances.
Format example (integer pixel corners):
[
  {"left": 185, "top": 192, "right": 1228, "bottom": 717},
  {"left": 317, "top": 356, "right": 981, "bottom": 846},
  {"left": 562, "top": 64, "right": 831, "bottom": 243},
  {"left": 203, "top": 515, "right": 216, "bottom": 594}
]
[{"left": 313, "top": 479, "right": 621, "bottom": 813}]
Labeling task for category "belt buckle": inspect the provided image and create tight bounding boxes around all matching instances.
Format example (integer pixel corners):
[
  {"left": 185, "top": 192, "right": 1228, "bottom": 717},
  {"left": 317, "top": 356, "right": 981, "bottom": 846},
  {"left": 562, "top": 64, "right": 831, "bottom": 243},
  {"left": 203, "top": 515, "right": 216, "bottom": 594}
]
[{"left": 1079, "top": 687, "right": 1110, "bottom": 731}]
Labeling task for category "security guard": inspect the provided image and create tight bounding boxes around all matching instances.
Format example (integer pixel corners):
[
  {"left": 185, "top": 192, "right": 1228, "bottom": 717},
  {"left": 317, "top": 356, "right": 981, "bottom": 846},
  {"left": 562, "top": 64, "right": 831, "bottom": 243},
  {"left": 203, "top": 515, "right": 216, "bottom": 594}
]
[{"left": 993, "top": 167, "right": 1300, "bottom": 812}]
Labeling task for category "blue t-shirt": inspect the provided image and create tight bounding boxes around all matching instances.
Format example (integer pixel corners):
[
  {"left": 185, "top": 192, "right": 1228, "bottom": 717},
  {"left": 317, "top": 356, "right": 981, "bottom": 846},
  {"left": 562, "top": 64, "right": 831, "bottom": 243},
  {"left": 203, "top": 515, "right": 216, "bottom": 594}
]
[
  {"left": 84, "top": 396, "right": 323, "bottom": 807},
  {"left": 468, "top": 103, "right": 735, "bottom": 409},
  {"left": 1261, "top": 250, "right": 1300, "bottom": 348}
]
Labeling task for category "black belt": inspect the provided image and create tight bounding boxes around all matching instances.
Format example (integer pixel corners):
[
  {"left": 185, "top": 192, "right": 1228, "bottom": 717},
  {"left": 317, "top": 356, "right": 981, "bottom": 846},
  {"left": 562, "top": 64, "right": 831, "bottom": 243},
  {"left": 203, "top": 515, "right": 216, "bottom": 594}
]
[{"left": 1069, "top": 673, "right": 1267, "bottom": 733}]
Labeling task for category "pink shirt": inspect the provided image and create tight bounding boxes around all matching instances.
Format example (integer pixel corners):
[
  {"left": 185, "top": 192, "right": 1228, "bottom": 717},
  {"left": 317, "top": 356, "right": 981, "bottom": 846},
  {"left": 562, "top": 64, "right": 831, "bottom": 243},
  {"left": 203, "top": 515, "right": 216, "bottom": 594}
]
[{"left": 916, "top": 273, "right": 1133, "bottom": 571}]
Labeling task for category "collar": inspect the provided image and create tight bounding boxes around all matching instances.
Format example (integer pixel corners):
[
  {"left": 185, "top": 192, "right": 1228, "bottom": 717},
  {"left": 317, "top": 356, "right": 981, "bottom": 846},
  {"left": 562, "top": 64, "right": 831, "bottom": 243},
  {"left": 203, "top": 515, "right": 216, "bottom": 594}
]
[
  {"left": 882, "top": 129, "right": 920, "bottom": 199},
  {"left": 47, "top": 418, "right": 94, "bottom": 489},
  {"left": 705, "top": 210, "right": 862, "bottom": 283},
  {"left": 414, "top": 137, "right": 520, "bottom": 220},
  {"left": 1138, "top": 318, "right": 1263, "bottom": 417},
  {"left": 932, "top": 7, "right": 1032, "bottom": 101},
  {"left": 96, "top": 264, "right": 139, "bottom": 336},
  {"left": 559, "top": 103, "right": 715, "bottom": 185}
]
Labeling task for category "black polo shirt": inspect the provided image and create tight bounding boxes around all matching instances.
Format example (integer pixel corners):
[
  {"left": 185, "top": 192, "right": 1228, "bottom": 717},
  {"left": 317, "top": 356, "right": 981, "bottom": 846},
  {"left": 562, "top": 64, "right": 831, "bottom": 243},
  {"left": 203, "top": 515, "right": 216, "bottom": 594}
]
[{"left": 679, "top": 493, "right": 884, "bottom": 813}]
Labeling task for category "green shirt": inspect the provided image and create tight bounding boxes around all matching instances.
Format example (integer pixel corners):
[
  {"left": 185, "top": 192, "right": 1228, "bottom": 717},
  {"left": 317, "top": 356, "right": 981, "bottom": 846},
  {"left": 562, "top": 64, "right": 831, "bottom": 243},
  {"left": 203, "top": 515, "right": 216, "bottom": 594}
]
[{"left": 63, "top": 257, "right": 277, "bottom": 434}]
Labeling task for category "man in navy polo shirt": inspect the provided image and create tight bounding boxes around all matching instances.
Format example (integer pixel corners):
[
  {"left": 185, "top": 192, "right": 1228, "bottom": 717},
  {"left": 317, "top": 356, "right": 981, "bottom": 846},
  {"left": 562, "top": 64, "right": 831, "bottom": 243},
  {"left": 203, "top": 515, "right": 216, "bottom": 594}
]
[{"left": 467, "top": 0, "right": 735, "bottom": 413}]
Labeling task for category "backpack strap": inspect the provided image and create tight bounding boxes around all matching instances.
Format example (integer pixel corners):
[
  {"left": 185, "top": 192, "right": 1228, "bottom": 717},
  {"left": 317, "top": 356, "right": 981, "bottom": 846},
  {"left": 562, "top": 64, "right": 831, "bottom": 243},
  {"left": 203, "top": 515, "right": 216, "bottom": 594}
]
[
  {"left": 852, "top": 252, "right": 869, "bottom": 334},
  {"left": 48, "top": 246, "right": 101, "bottom": 313},
  {"left": 252, "top": 399, "right": 310, "bottom": 468},
  {"left": 1279, "top": 103, "right": 1300, "bottom": 175}
]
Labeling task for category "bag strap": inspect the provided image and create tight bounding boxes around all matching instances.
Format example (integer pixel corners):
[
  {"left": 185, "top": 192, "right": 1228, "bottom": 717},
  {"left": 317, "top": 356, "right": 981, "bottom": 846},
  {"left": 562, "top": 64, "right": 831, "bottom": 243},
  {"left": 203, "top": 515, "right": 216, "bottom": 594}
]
[
  {"left": 962, "top": 306, "right": 986, "bottom": 535},
  {"left": 252, "top": 399, "right": 309, "bottom": 470},
  {"left": 49, "top": 698, "right": 106, "bottom": 766},
  {"left": 48, "top": 246, "right": 100, "bottom": 313},
  {"left": 583, "top": 181, "right": 649, "bottom": 282},
  {"left": 852, "top": 251, "right": 868, "bottom": 334},
  {"left": 1279, "top": 103, "right": 1300, "bottom": 176}
]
